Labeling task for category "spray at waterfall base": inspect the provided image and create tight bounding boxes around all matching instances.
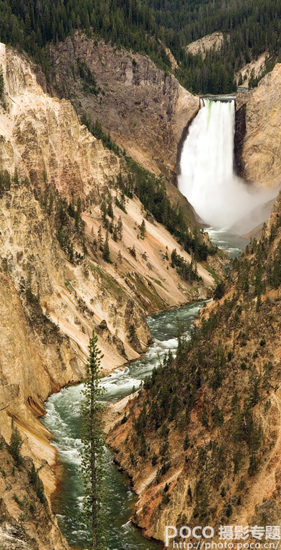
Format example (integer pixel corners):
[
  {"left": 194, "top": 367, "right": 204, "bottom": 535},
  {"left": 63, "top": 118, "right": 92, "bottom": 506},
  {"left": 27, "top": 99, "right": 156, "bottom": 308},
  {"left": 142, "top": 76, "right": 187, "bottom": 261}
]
[
  {"left": 165, "top": 525, "right": 281, "bottom": 550},
  {"left": 178, "top": 99, "right": 278, "bottom": 235}
]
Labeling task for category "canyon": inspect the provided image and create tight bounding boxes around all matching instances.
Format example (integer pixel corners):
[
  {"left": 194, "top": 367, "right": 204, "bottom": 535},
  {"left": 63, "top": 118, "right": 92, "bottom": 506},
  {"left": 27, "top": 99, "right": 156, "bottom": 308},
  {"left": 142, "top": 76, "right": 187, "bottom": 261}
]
[
  {"left": 1, "top": 27, "right": 281, "bottom": 550},
  {"left": 106, "top": 184, "right": 281, "bottom": 547},
  {"left": 105, "top": 65, "right": 281, "bottom": 545},
  {"left": 0, "top": 41, "right": 213, "bottom": 549}
]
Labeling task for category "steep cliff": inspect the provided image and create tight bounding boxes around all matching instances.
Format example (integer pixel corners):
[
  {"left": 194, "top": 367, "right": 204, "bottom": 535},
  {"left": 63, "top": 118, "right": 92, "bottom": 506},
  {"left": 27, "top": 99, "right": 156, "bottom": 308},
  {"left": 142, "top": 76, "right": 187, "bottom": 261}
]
[
  {"left": 0, "top": 42, "right": 215, "bottom": 548},
  {"left": 50, "top": 32, "right": 199, "bottom": 179},
  {"left": 235, "top": 64, "right": 281, "bottom": 188},
  {"left": 107, "top": 188, "right": 281, "bottom": 544}
]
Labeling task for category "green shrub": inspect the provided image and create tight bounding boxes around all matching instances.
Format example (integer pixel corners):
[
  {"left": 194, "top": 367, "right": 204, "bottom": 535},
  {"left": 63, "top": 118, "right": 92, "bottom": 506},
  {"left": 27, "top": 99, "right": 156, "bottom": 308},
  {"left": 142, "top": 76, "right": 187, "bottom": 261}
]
[
  {"left": 9, "top": 426, "right": 23, "bottom": 466},
  {"left": 29, "top": 464, "right": 46, "bottom": 503}
]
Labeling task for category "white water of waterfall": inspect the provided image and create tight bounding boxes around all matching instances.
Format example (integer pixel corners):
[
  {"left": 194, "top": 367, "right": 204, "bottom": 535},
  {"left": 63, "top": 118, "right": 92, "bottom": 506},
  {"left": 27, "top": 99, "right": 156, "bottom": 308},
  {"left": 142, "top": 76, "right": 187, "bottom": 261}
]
[{"left": 178, "top": 99, "right": 278, "bottom": 234}]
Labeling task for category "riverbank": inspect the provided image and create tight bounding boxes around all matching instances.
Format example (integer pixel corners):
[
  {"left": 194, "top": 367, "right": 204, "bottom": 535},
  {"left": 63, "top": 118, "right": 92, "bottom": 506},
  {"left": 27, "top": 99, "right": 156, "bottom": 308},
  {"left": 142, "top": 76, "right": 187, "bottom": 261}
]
[{"left": 42, "top": 302, "right": 207, "bottom": 549}]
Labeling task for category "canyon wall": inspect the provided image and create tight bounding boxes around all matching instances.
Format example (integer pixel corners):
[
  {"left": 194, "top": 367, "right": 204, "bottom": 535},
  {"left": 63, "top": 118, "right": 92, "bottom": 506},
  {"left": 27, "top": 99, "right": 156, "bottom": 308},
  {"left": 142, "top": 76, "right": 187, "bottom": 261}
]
[
  {"left": 50, "top": 33, "right": 199, "bottom": 180},
  {"left": 236, "top": 64, "right": 281, "bottom": 188}
]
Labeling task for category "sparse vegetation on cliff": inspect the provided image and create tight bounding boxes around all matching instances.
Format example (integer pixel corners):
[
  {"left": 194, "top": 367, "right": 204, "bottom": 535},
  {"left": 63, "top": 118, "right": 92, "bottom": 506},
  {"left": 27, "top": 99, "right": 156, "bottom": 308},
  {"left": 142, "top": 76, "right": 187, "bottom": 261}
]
[
  {"left": 108, "top": 201, "right": 281, "bottom": 538},
  {"left": 116, "top": 158, "right": 217, "bottom": 262},
  {"left": 81, "top": 112, "right": 216, "bottom": 264},
  {"left": 232, "top": 214, "right": 281, "bottom": 299},
  {"left": 76, "top": 58, "right": 101, "bottom": 96},
  {"left": 0, "top": 433, "right": 51, "bottom": 546},
  {"left": 40, "top": 186, "right": 87, "bottom": 263},
  {"left": 81, "top": 115, "right": 123, "bottom": 158},
  {"left": 171, "top": 248, "right": 201, "bottom": 283}
]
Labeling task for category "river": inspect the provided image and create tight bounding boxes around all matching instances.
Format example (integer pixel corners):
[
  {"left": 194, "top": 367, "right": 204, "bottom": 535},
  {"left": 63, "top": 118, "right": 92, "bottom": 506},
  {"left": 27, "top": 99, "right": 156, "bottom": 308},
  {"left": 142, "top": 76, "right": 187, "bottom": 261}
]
[
  {"left": 43, "top": 301, "right": 207, "bottom": 549},
  {"left": 42, "top": 234, "right": 246, "bottom": 550}
]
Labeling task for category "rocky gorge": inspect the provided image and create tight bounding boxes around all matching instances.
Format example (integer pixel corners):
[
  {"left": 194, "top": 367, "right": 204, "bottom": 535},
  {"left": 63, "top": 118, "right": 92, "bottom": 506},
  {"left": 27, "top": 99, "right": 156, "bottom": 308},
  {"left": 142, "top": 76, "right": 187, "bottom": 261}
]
[
  {"left": 105, "top": 62, "right": 281, "bottom": 545},
  {"left": 0, "top": 41, "right": 214, "bottom": 549},
  {"left": 1, "top": 25, "right": 281, "bottom": 550},
  {"left": 106, "top": 181, "right": 281, "bottom": 547}
]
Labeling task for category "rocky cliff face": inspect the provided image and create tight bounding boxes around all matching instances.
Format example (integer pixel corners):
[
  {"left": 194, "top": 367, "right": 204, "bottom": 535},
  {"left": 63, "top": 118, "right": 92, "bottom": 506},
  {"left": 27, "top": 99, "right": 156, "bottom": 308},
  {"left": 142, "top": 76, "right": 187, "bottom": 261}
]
[
  {"left": 186, "top": 32, "right": 225, "bottom": 58},
  {"left": 0, "top": 42, "right": 121, "bottom": 198},
  {"left": 0, "top": 42, "right": 214, "bottom": 548},
  {"left": 236, "top": 64, "right": 281, "bottom": 188},
  {"left": 50, "top": 33, "right": 199, "bottom": 179},
  {"left": 0, "top": 433, "right": 69, "bottom": 550}
]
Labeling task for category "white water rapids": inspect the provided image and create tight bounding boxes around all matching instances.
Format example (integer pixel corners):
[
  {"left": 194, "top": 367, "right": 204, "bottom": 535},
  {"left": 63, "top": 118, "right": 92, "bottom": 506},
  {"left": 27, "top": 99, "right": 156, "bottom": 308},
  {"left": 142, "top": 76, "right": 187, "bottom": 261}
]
[
  {"left": 178, "top": 99, "right": 278, "bottom": 234},
  {"left": 42, "top": 303, "right": 207, "bottom": 549}
]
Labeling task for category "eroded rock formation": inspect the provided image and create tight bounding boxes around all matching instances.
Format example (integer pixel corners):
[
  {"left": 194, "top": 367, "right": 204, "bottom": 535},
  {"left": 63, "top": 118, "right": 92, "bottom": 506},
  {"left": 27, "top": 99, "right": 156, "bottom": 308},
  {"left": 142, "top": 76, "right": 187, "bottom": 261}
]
[
  {"left": 50, "top": 33, "right": 199, "bottom": 178},
  {"left": 236, "top": 64, "right": 281, "bottom": 188}
]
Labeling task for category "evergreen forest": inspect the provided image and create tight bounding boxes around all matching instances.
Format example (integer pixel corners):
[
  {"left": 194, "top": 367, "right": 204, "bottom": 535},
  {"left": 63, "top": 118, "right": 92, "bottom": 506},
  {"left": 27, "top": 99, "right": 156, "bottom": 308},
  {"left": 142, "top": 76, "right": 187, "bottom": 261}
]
[{"left": 1, "top": 0, "right": 281, "bottom": 93}]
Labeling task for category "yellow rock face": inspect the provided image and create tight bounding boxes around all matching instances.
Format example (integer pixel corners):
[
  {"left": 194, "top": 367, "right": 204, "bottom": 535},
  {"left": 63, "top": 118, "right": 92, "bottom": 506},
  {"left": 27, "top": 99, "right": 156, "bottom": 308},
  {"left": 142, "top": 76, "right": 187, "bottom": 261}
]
[
  {"left": 186, "top": 32, "right": 225, "bottom": 59},
  {"left": 0, "top": 42, "right": 121, "bottom": 198},
  {"left": 236, "top": 64, "right": 281, "bottom": 188}
]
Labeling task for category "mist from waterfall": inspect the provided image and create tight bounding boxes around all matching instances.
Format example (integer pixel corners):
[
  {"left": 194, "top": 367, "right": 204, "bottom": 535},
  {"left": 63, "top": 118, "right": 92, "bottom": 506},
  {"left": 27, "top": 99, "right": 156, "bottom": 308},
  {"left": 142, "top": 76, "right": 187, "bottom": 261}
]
[{"left": 178, "top": 99, "right": 278, "bottom": 234}]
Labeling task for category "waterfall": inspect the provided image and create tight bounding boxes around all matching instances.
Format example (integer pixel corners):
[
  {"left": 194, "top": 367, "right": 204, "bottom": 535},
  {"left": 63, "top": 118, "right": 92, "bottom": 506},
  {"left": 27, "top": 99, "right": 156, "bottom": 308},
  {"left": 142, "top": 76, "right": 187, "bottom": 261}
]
[{"left": 178, "top": 99, "right": 278, "bottom": 234}]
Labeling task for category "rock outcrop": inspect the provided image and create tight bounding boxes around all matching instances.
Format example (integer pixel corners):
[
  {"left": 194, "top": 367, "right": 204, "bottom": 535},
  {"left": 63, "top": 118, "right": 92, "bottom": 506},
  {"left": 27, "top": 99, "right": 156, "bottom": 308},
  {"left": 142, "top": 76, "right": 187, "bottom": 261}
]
[
  {"left": 235, "top": 64, "right": 281, "bottom": 188},
  {"left": 0, "top": 42, "right": 121, "bottom": 199},
  {"left": 50, "top": 33, "right": 199, "bottom": 178},
  {"left": 235, "top": 52, "right": 267, "bottom": 88},
  {"left": 186, "top": 32, "right": 225, "bottom": 59},
  {"left": 0, "top": 433, "right": 69, "bottom": 550}
]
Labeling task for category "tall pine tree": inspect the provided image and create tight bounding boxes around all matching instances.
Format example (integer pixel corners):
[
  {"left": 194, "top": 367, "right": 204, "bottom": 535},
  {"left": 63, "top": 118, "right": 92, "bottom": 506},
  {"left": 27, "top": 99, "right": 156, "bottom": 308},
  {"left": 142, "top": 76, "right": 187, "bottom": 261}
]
[
  {"left": 0, "top": 67, "right": 4, "bottom": 103},
  {"left": 81, "top": 331, "right": 107, "bottom": 550}
]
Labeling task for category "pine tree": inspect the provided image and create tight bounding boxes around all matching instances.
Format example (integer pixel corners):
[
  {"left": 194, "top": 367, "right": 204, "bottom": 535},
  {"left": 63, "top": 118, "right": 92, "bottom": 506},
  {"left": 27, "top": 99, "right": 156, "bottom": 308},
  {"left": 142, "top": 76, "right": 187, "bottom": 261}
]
[
  {"left": 98, "top": 226, "right": 103, "bottom": 250},
  {"left": 102, "top": 231, "right": 111, "bottom": 262},
  {"left": 0, "top": 67, "right": 4, "bottom": 102},
  {"left": 139, "top": 219, "right": 146, "bottom": 239},
  {"left": 75, "top": 197, "right": 82, "bottom": 231},
  {"left": 80, "top": 331, "right": 107, "bottom": 550},
  {"left": 107, "top": 196, "right": 114, "bottom": 219},
  {"left": 100, "top": 199, "right": 107, "bottom": 227},
  {"left": 9, "top": 424, "right": 23, "bottom": 465},
  {"left": 116, "top": 216, "right": 123, "bottom": 241}
]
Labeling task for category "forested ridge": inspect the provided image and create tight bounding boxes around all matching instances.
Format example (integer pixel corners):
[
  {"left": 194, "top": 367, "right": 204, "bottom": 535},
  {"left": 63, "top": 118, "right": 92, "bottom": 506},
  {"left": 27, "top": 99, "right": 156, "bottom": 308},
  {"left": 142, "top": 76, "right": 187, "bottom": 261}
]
[
  {"left": 0, "top": 0, "right": 171, "bottom": 75},
  {"left": 0, "top": 0, "right": 281, "bottom": 93},
  {"left": 142, "top": 0, "right": 281, "bottom": 93}
]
